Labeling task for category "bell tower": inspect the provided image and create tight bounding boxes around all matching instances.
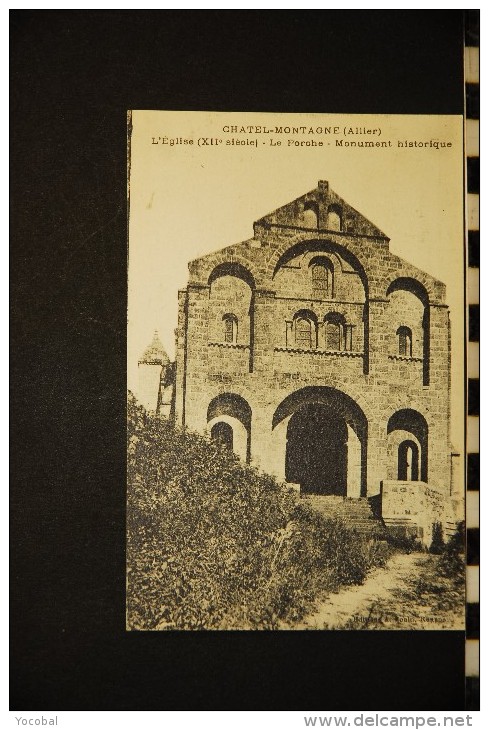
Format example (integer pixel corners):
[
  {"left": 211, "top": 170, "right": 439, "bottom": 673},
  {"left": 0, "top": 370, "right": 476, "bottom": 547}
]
[{"left": 138, "top": 330, "right": 170, "bottom": 412}]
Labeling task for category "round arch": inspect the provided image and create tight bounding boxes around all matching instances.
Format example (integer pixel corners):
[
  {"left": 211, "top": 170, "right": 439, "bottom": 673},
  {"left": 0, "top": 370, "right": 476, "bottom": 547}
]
[
  {"left": 272, "top": 386, "right": 368, "bottom": 496},
  {"left": 387, "top": 408, "right": 428, "bottom": 482},
  {"left": 386, "top": 277, "right": 430, "bottom": 385},
  {"left": 271, "top": 239, "right": 368, "bottom": 294},
  {"left": 208, "top": 262, "right": 256, "bottom": 290},
  {"left": 309, "top": 256, "right": 335, "bottom": 298},
  {"left": 303, "top": 200, "right": 319, "bottom": 228},
  {"left": 207, "top": 392, "right": 252, "bottom": 462},
  {"left": 386, "top": 277, "right": 429, "bottom": 305},
  {"left": 324, "top": 311, "right": 348, "bottom": 351},
  {"left": 210, "top": 421, "right": 234, "bottom": 450},
  {"left": 292, "top": 309, "right": 318, "bottom": 349},
  {"left": 326, "top": 203, "right": 343, "bottom": 231},
  {"left": 398, "top": 439, "right": 420, "bottom": 481}
]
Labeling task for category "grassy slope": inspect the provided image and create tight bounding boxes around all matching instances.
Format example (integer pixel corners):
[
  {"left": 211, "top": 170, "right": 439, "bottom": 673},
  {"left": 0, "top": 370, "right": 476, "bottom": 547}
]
[{"left": 127, "top": 393, "right": 390, "bottom": 630}]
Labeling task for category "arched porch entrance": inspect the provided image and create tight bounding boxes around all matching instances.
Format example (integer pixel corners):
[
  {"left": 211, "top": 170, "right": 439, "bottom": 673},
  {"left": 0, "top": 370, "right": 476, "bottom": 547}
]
[
  {"left": 286, "top": 405, "right": 347, "bottom": 495},
  {"left": 210, "top": 421, "right": 234, "bottom": 450},
  {"left": 207, "top": 393, "right": 252, "bottom": 462},
  {"left": 387, "top": 408, "right": 428, "bottom": 482},
  {"left": 272, "top": 386, "right": 367, "bottom": 497}
]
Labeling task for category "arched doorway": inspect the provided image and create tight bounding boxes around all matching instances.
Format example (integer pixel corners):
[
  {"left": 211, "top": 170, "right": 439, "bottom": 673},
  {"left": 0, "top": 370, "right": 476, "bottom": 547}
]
[
  {"left": 272, "top": 386, "right": 367, "bottom": 497},
  {"left": 387, "top": 409, "right": 428, "bottom": 482},
  {"left": 211, "top": 421, "right": 234, "bottom": 450},
  {"left": 207, "top": 393, "right": 252, "bottom": 462},
  {"left": 398, "top": 439, "right": 419, "bottom": 481},
  {"left": 286, "top": 404, "right": 347, "bottom": 495}
]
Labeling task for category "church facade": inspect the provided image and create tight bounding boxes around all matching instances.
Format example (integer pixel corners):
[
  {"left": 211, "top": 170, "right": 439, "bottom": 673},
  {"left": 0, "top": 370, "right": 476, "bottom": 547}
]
[{"left": 172, "top": 181, "right": 461, "bottom": 540}]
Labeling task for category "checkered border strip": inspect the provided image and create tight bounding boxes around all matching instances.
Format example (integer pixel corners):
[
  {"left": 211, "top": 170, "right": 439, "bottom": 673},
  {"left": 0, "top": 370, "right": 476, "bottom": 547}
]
[{"left": 464, "top": 9, "right": 479, "bottom": 712}]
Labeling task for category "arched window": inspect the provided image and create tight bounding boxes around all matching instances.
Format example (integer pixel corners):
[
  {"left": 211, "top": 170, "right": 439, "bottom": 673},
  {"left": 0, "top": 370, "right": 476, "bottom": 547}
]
[
  {"left": 326, "top": 204, "right": 342, "bottom": 231},
  {"left": 326, "top": 320, "right": 341, "bottom": 350},
  {"left": 311, "top": 263, "right": 328, "bottom": 296},
  {"left": 296, "top": 317, "right": 313, "bottom": 349},
  {"left": 292, "top": 310, "right": 317, "bottom": 349},
  {"left": 324, "top": 312, "right": 348, "bottom": 351},
  {"left": 223, "top": 314, "right": 238, "bottom": 344},
  {"left": 388, "top": 409, "right": 428, "bottom": 482},
  {"left": 387, "top": 278, "right": 429, "bottom": 384},
  {"left": 310, "top": 257, "right": 334, "bottom": 298},
  {"left": 211, "top": 422, "right": 233, "bottom": 450},
  {"left": 397, "top": 326, "right": 412, "bottom": 356},
  {"left": 398, "top": 440, "right": 419, "bottom": 481},
  {"left": 303, "top": 202, "right": 319, "bottom": 228}
]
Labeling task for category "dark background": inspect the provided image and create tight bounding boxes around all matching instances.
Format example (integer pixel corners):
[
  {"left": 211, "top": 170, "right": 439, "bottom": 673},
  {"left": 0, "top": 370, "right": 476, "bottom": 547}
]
[{"left": 11, "top": 10, "right": 466, "bottom": 710}]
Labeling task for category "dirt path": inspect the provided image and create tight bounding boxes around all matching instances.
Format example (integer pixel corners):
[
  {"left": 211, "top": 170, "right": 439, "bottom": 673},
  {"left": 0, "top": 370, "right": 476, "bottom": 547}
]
[{"left": 296, "top": 552, "right": 463, "bottom": 630}]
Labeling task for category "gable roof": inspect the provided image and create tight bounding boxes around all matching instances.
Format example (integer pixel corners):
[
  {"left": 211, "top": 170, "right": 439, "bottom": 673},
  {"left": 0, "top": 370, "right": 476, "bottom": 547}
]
[{"left": 254, "top": 180, "right": 388, "bottom": 240}]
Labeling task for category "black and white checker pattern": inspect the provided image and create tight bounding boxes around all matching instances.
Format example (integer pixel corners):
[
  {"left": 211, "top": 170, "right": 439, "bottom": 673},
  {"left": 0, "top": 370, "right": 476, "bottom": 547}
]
[{"left": 464, "top": 8, "right": 479, "bottom": 712}]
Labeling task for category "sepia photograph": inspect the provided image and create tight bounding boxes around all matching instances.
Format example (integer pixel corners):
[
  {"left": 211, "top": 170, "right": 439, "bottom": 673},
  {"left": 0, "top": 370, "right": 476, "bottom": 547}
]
[{"left": 127, "top": 110, "right": 465, "bottom": 632}]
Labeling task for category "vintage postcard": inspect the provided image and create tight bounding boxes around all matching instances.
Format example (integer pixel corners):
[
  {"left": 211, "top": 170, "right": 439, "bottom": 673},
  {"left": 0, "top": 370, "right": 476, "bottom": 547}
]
[{"left": 127, "top": 111, "right": 465, "bottom": 631}]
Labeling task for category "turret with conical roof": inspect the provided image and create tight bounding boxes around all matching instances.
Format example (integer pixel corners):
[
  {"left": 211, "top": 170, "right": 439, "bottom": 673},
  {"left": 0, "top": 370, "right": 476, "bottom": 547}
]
[
  {"left": 139, "top": 330, "right": 170, "bottom": 366},
  {"left": 138, "top": 330, "right": 172, "bottom": 412}
]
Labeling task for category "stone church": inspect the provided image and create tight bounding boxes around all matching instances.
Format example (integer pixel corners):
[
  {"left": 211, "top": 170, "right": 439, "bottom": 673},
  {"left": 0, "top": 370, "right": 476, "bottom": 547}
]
[{"left": 145, "top": 181, "right": 462, "bottom": 542}]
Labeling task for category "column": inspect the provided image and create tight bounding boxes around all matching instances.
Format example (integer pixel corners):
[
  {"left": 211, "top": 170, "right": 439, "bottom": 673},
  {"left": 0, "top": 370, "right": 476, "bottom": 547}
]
[{"left": 346, "top": 423, "right": 362, "bottom": 498}]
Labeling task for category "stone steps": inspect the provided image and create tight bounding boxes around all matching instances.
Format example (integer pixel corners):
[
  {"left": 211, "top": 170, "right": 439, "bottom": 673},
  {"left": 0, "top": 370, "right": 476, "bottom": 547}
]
[{"left": 302, "top": 495, "right": 387, "bottom": 539}]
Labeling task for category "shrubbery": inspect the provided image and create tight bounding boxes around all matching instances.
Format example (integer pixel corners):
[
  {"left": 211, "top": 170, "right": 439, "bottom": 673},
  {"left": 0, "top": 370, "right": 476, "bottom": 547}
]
[
  {"left": 385, "top": 527, "right": 422, "bottom": 554},
  {"left": 127, "top": 392, "right": 390, "bottom": 630},
  {"left": 429, "top": 521, "right": 445, "bottom": 554},
  {"left": 439, "top": 521, "right": 465, "bottom": 583}
]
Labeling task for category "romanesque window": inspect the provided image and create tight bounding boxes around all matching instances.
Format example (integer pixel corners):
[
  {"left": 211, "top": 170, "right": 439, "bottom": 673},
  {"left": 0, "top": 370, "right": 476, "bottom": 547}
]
[
  {"left": 326, "top": 204, "right": 342, "bottom": 231},
  {"left": 303, "top": 202, "right": 319, "bottom": 228},
  {"left": 324, "top": 312, "right": 352, "bottom": 351},
  {"left": 387, "top": 278, "right": 429, "bottom": 384},
  {"left": 397, "top": 326, "right": 412, "bottom": 356},
  {"left": 295, "top": 317, "right": 313, "bottom": 349},
  {"left": 291, "top": 310, "right": 317, "bottom": 350},
  {"left": 312, "top": 263, "right": 328, "bottom": 297},
  {"left": 310, "top": 257, "right": 334, "bottom": 298},
  {"left": 207, "top": 393, "right": 252, "bottom": 462},
  {"left": 326, "top": 320, "right": 342, "bottom": 350},
  {"left": 223, "top": 314, "right": 238, "bottom": 343}
]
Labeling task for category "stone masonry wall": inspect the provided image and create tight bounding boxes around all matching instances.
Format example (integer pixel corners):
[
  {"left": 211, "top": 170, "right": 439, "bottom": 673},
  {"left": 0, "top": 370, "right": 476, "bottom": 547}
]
[{"left": 381, "top": 479, "right": 446, "bottom": 546}]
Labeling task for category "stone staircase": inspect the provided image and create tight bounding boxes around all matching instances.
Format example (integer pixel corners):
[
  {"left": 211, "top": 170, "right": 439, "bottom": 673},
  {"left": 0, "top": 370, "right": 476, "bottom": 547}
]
[{"left": 302, "top": 495, "right": 387, "bottom": 539}]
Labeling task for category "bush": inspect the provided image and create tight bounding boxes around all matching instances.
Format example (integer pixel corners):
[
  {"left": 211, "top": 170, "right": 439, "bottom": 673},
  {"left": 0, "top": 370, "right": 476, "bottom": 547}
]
[
  {"left": 439, "top": 521, "right": 465, "bottom": 581},
  {"left": 385, "top": 527, "right": 422, "bottom": 554},
  {"left": 444, "top": 520, "right": 465, "bottom": 555},
  {"left": 127, "top": 392, "right": 391, "bottom": 630},
  {"left": 429, "top": 521, "right": 445, "bottom": 554}
]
